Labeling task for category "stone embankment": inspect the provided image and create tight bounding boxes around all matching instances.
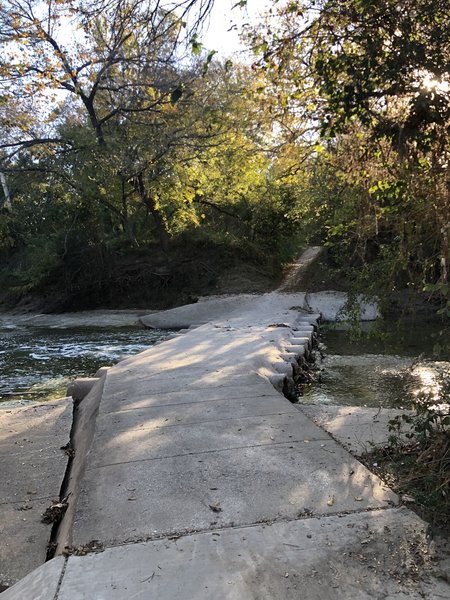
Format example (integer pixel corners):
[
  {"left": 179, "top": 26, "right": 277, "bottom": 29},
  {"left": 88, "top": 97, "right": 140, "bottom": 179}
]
[{"left": 2, "top": 287, "right": 448, "bottom": 598}]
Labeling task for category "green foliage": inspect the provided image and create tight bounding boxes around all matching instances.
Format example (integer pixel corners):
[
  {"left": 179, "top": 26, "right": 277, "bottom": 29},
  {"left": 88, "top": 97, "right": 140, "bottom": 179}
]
[
  {"left": 0, "top": 213, "right": 15, "bottom": 250},
  {"left": 424, "top": 282, "right": 450, "bottom": 319},
  {"left": 259, "top": 119, "right": 449, "bottom": 310},
  {"left": 247, "top": 0, "right": 449, "bottom": 309},
  {"left": 2, "top": 0, "right": 448, "bottom": 313},
  {"left": 0, "top": 34, "right": 302, "bottom": 309},
  {"left": 370, "top": 371, "right": 450, "bottom": 531},
  {"left": 190, "top": 34, "right": 203, "bottom": 56},
  {"left": 388, "top": 371, "right": 450, "bottom": 442},
  {"left": 309, "top": 0, "right": 450, "bottom": 142}
]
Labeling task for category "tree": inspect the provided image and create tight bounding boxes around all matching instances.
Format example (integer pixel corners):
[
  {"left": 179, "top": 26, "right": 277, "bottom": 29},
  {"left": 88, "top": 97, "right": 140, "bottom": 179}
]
[
  {"left": 0, "top": 0, "right": 217, "bottom": 249},
  {"left": 0, "top": 0, "right": 215, "bottom": 143},
  {"left": 249, "top": 0, "right": 450, "bottom": 140},
  {"left": 248, "top": 0, "right": 449, "bottom": 302}
]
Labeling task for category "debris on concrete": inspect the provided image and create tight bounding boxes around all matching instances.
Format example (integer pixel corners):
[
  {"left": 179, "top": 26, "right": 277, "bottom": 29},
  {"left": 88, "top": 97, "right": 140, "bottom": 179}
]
[{"left": 0, "top": 398, "right": 72, "bottom": 589}]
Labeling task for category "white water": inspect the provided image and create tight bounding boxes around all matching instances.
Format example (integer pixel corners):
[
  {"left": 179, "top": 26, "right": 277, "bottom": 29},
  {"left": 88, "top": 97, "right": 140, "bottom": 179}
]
[{"left": 0, "top": 327, "right": 169, "bottom": 404}]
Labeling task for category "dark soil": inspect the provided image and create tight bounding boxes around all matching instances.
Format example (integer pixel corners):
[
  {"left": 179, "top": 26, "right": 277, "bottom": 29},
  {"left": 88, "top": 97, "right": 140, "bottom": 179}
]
[{"left": 0, "top": 239, "right": 281, "bottom": 313}]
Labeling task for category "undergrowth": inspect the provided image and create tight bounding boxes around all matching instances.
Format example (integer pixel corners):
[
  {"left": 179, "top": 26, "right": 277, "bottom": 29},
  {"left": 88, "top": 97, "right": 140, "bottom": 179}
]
[{"left": 363, "top": 371, "right": 450, "bottom": 533}]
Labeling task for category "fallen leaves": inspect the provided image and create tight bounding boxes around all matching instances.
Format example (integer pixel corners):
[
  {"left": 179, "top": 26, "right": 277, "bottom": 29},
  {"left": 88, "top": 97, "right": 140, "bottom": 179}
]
[
  {"left": 209, "top": 501, "right": 222, "bottom": 513},
  {"left": 41, "top": 495, "right": 70, "bottom": 524}
]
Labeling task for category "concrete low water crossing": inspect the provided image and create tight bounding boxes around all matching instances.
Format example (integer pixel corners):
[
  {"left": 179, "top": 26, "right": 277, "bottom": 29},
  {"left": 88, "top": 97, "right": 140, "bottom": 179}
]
[{"left": 2, "top": 290, "right": 449, "bottom": 599}]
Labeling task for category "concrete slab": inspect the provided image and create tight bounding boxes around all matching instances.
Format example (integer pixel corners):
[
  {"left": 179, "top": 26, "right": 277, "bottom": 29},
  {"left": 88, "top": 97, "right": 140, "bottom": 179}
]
[
  {"left": 306, "top": 291, "right": 380, "bottom": 321},
  {"left": 140, "top": 293, "right": 312, "bottom": 329},
  {"left": 60, "top": 509, "right": 448, "bottom": 600},
  {"left": 139, "top": 294, "right": 270, "bottom": 328},
  {"left": 0, "top": 453, "right": 67, "bottom": 504},
  {"left": 0, "top": 399, "right": 72, "bottom": 587},
  {"left": 140, "top": 290, "right": 379, "bottom": 329},
  {"left": 300, "top": 405, "right": 413, "bottom": 454},
  {"left": 102, "top": 382, "right": 282, "bottom": 412},
  {"left": 72, "top": 440, "right": 396, "bottom": 546},
  {"left": 0, "top": 399, "right": 72, "bottom": 441},
  {"left": 89, "top": 413, "right": 330, "bottom": 468},
  {"left": 0, "top": 557, "right": 65, "bottom": 599},
  {"left": 100, "top": 326, "right": 302, "bottom": 408},
  {"left": 113, "top": 325, "right": 296, "bottom": 373},
  {"left": 0, "top": 402, "right": 72, "bottom": 502},
  {"left": 0, "top": 499, "right": 55, "bottom": 589},
  {"left": 101, "top": 391, "right": 295, "bottom": 423}
]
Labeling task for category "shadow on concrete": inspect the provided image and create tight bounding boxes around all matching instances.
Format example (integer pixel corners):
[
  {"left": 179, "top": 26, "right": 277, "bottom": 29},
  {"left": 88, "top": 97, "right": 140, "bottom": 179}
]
[{"left": 62, "top": 323, "right": 397, "bottom": 549}]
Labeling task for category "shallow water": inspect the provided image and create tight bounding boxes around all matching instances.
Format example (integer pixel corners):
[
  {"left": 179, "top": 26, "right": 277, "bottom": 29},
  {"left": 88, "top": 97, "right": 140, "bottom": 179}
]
[
  {"left": 2, "top": 317, "right": 449, "bottom": 410},
  {"left": 301, "top": 321, "right": 450, "bottom": 408},
  {"left": 0, "top": 327, "right": 169, "bottom": 405}
]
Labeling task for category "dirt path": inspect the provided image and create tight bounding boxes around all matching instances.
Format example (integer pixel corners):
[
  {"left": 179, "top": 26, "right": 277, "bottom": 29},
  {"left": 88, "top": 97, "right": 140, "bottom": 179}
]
[{"left": 277, "top": 246, "right": 323, "bottom": 292}]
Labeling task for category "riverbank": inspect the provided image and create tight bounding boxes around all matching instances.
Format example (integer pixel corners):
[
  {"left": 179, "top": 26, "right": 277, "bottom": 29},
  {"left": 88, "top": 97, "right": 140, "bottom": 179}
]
[
  {"left": 0, "top": 309, "right": 152, "bottom": 329},
  {"left": 0, "top": 237, "right": 285, "bottom": 314}
]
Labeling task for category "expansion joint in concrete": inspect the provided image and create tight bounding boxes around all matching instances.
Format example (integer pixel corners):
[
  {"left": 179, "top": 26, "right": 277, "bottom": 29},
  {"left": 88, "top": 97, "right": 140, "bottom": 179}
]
[
  {"left": 111, "top": 411, "right": 296, "bottom": 432},
  {"left": 94, "top": 505, "right": 402, "bottom": 553},
  {"left": 45, "top": 397, "right": 79, "bottom": 561},
  {"left": 112, "top": 392, "right": 278, "bottom": 412},
  {"left": 87, "top": 437, "right": 327, "bottom": 470},
  {"left": 52, "top": 557, "right": 68, "bottom": 600}
]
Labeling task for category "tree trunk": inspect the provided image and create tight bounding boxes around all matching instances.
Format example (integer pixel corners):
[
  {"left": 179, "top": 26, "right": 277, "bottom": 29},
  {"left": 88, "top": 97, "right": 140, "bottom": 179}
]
[
  {"left": 134, "top": 174, "right": 170, "bottom": 253},
  {"left": 0, "top": 172, "right": 12, "bottom": 211}
]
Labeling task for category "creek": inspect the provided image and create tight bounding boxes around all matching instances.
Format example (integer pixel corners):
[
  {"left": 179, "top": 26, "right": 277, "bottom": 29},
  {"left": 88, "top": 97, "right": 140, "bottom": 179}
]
[
  {"left": 301, "top": 319, "right": 450, "bottom": 409},
  {"left": 0, "top": 327, "right": 169, "bottom": 405},
  {"left": 1, "top": 317, "right": 449, "bottom": 411}
]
